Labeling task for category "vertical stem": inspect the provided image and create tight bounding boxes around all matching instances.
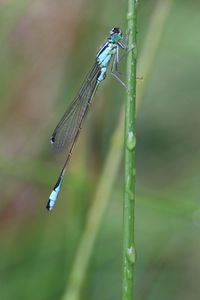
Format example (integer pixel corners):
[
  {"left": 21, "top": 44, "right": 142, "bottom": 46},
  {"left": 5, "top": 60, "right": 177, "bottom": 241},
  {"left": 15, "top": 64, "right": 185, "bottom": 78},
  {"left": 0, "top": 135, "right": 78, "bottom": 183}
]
[{"left": 122, "top": 0, "right": 137, "bottom": 299}]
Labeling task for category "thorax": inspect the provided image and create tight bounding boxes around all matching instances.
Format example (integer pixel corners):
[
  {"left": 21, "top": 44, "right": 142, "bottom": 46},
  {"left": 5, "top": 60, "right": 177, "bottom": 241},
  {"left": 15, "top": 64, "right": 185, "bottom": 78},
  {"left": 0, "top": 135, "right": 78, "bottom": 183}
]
[{"left": 97, "top": 41, "right": 117, "bottom": 67}]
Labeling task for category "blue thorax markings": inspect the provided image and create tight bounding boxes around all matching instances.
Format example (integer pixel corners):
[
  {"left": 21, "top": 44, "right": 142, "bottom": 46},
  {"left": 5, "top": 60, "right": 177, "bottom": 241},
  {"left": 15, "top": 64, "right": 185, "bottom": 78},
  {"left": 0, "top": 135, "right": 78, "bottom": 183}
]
[
  {"left": 97, "top": 41, "right": 117, "bottom": 82},
  {"left": 97, "top": 42, "right": 117, "bottom": 66}
]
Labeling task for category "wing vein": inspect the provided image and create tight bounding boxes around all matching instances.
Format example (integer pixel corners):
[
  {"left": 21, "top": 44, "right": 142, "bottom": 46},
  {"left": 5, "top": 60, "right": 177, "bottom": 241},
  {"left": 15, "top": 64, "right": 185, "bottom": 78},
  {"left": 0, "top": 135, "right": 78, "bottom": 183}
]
[{"left": 51, "top": 61, "right": 101, "bottom": 153}]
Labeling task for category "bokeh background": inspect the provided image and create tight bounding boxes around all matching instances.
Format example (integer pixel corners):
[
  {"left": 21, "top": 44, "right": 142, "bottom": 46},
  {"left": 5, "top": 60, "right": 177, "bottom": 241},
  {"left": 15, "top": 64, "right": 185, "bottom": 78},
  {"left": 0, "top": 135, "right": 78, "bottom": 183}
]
[{"left": 1, "top": 0, "right": 200, "bottom": 299}]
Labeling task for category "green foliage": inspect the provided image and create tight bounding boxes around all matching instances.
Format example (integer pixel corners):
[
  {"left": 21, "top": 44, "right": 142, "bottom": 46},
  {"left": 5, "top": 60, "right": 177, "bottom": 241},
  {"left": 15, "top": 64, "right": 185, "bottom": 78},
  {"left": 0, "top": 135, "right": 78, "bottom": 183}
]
[{"left": 0, "top": 0, "right": 200, "bottom": 299}]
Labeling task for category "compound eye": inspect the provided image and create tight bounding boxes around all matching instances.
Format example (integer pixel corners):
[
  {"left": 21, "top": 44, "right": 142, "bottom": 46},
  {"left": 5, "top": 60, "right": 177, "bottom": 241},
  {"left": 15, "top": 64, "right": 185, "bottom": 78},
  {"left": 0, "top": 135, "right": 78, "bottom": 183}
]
[{"left": 110, "top": 27, "right": 120, "bottom": 35}]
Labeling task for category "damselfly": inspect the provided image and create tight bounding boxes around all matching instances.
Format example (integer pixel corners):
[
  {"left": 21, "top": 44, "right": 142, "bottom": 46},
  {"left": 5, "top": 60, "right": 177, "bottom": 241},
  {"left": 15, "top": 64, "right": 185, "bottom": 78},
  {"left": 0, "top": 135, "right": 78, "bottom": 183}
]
[{"left": 46, "top": 27, "right": 128, "bottom": 211}]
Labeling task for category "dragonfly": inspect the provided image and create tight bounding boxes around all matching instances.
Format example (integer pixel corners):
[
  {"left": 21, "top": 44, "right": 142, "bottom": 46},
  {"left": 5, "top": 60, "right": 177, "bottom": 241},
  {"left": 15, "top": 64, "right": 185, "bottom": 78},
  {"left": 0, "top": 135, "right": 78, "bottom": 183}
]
[{"left": 46, "top": 27, "right": 129, "bottom": 211}]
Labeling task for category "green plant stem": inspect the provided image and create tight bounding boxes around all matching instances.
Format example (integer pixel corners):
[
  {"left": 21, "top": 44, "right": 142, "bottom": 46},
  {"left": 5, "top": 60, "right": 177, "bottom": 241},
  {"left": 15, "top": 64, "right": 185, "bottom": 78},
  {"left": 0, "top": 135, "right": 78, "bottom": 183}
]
[
  {"left": 122, "top": 0, "right": 137, "bottom": 299},
  {"left": 62, "top": 1, "right": 173, "bottom": 298}
]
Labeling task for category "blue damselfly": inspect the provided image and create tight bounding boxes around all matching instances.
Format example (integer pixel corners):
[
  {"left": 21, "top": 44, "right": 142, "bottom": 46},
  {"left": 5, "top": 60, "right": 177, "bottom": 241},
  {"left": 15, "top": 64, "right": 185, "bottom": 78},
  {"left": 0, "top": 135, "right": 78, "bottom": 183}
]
[{"left": 47, "top": 27, "right": 128, "bottom": 211}]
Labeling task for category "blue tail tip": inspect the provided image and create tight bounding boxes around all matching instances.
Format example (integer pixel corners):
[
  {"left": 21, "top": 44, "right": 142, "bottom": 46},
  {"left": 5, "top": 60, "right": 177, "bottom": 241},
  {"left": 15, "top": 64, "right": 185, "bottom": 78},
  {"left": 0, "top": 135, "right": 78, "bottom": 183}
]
[{"left": 46, "top": 201, "right": 53, "bottom": 211}]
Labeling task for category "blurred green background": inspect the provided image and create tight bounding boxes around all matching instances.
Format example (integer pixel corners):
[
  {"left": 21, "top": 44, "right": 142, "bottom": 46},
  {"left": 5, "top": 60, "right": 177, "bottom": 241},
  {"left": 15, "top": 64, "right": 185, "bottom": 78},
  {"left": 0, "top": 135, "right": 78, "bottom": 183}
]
[{"left": 0, "top": 0, "right": 200, "bottom": 299}]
